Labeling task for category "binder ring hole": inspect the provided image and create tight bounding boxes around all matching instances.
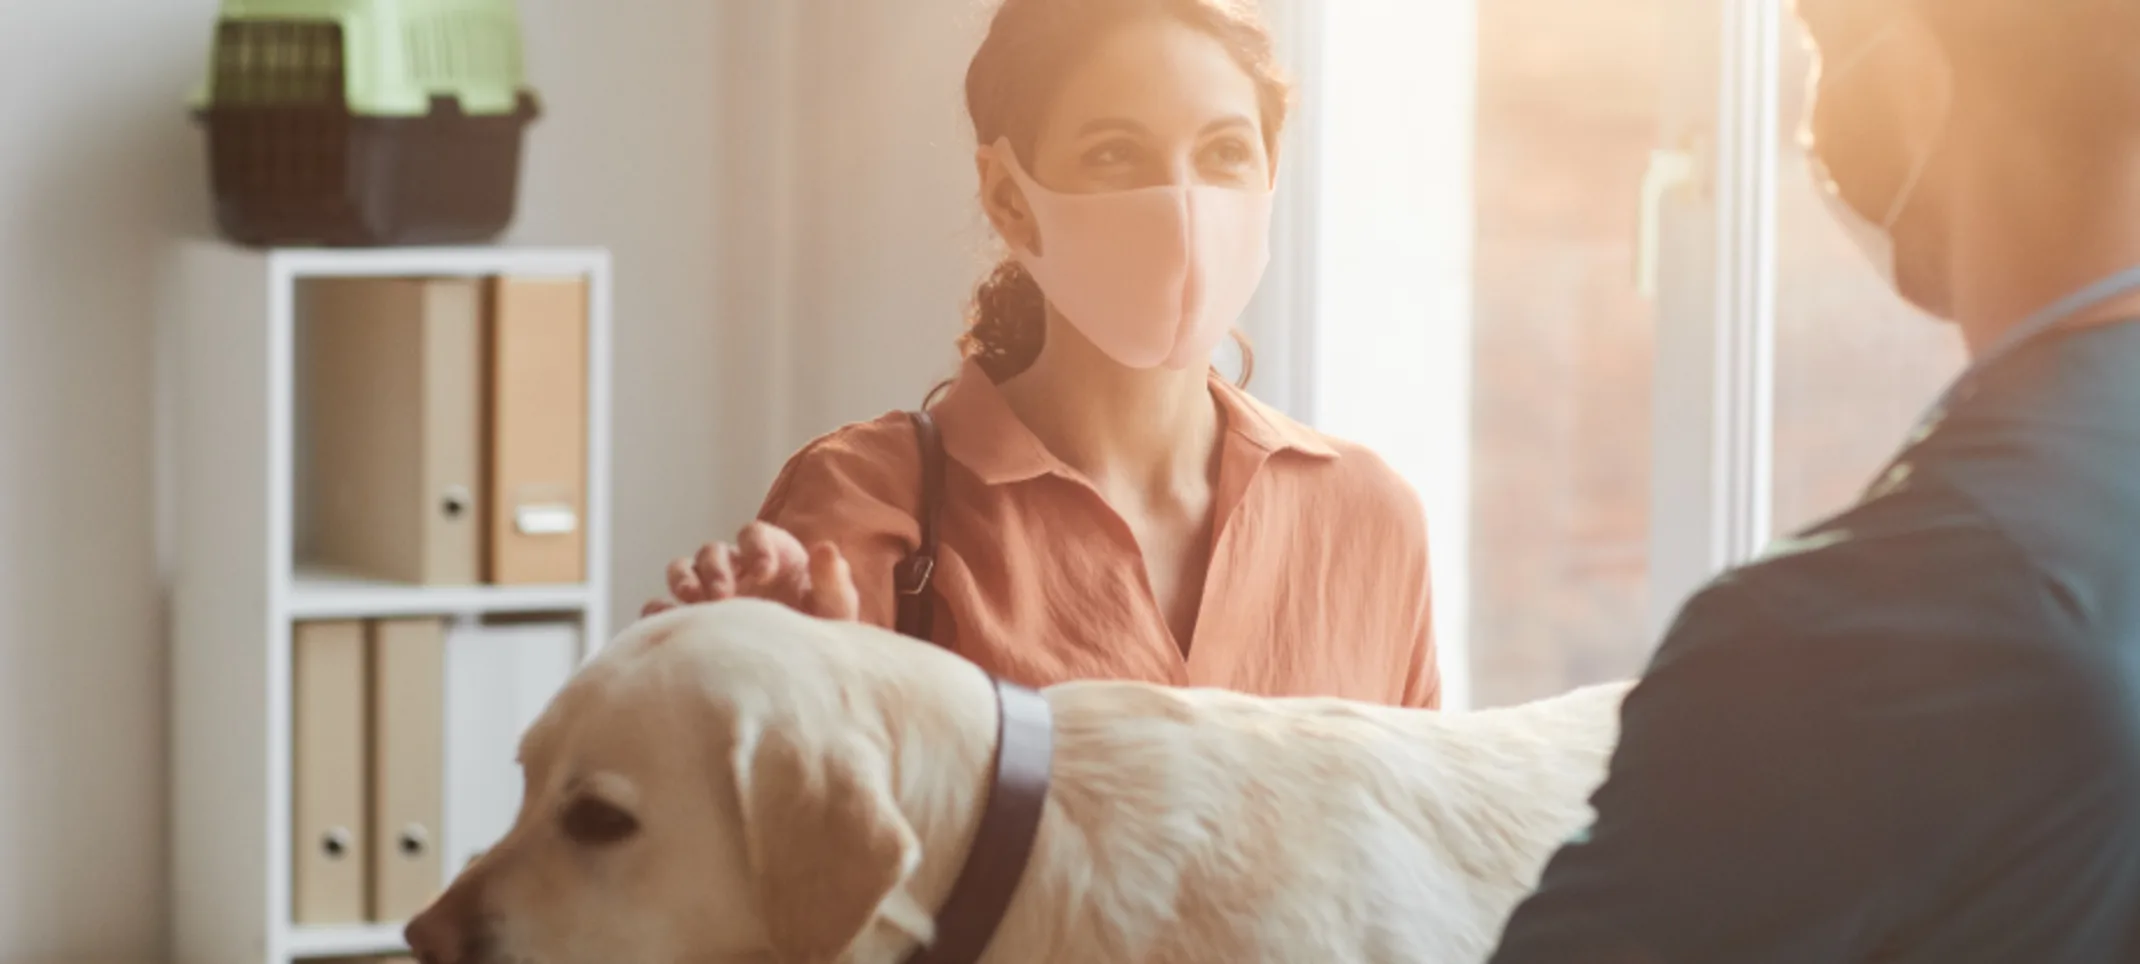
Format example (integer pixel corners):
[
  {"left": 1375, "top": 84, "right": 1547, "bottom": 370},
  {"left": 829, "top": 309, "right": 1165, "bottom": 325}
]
[
  {"left": 321, "top": 827, "right": 352, "bottom": 860},
  {"left": 441, "top": 486, "right": 471, "bottom": 520}
]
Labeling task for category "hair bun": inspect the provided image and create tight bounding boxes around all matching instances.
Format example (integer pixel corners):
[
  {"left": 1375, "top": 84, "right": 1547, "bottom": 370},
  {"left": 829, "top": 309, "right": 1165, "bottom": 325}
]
[{"left": 961, "top": 257, "right": 1048, "bottom": 381}]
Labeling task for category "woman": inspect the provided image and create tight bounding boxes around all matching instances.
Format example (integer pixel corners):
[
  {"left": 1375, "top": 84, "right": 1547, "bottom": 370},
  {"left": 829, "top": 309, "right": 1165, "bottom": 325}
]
[{"left": 647, "top": 0, "right": 1439, "bottom": 707}]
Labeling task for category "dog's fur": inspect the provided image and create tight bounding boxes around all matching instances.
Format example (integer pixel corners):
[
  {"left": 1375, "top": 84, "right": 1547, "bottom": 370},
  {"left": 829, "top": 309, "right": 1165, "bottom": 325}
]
[{"left": 406, "top": 599, "right": 1629, "bottom": 964}]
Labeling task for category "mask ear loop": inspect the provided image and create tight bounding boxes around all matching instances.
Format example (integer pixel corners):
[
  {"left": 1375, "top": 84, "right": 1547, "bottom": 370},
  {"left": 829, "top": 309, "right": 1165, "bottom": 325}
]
[
  {"left": 1806, "top": 21, "right": 1899, "bottom": 203},
  {"left": 988, "top": 137, "right": 1047, "bottom": 259},
  {"left": 1819, "top": 19, "right": 1943, "bottom": 230},
  {"left": 1822, "top": 19, "right": 1903, "bottom": 85},
  {"left": 1879, "top": 120, "right": 1940, "bottom": 229}
]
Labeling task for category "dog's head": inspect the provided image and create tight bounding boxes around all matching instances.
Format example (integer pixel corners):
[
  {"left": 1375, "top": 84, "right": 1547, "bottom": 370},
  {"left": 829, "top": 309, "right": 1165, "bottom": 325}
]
[{"left": 406, "top": 600, "right": 952, "bottom": 964}]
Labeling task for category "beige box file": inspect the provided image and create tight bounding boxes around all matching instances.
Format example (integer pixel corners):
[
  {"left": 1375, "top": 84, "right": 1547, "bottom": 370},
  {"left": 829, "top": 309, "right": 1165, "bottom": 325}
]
[
  {"left": 368, "top": 617, "right": 447, "bottom": 921},
  {"left": 293, "top": 620, "right": 370, "bottom": 924},
  {"left": 300, "top": 277, "right": 485, "bottom": 585},
  {"left": 483, "top": 276, "right": 589, "bottom": 585}
]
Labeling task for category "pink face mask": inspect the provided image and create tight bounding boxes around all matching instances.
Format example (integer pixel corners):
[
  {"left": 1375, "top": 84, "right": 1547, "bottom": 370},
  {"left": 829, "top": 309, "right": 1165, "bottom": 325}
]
[{"left": 993, "top": 138, "right": 1275, "bottom": 371}]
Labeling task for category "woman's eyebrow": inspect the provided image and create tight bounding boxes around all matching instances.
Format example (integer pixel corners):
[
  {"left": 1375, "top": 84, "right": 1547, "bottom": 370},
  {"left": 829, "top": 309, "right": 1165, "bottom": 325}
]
[
  {"left": 1074, "top": 114, "right": 1258, "bottom": 138},
  {"left": 1077, "top": 117, "right": 1150, "bottom": 137}
]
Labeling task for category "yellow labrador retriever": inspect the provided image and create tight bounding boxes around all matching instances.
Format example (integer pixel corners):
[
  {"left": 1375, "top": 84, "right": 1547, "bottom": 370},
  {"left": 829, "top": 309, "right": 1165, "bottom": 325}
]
[{"left": 405, "top": 598, "right": 1629, "bottom": 964}]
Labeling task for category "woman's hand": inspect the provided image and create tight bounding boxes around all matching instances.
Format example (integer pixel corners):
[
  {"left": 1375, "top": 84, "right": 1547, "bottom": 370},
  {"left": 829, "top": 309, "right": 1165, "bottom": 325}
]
[{"left": 641, "top": 522, "right": 860, "bottom": 621}]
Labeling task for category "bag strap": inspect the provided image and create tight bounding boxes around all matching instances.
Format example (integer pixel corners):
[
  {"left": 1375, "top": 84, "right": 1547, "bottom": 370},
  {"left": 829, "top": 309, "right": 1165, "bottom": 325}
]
[{"left": 894, "top": 410, "right": 946, "bottom": 640}]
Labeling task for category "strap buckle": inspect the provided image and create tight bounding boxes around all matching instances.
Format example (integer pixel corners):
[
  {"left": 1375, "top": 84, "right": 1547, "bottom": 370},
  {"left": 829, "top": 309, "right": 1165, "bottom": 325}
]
[{"left": 894, "top": 554, "right": 936, "bottom": 596}]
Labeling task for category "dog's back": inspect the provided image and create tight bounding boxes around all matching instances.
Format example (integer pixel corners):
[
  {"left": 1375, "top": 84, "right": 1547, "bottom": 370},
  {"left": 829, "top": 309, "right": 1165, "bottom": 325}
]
[{"left": 1007, "top": 679, "right": 1632, "bottom": 964}]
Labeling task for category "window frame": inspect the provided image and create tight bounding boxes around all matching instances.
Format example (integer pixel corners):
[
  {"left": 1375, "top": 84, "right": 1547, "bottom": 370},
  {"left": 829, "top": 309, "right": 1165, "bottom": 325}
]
[{"left": 1649, "top": 0, "right": 1784, "bottom": 636}]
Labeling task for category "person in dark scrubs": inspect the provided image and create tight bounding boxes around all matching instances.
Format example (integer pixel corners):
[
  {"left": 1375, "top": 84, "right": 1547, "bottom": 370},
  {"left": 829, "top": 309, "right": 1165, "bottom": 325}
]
[{"left": 1486, "top": 1, "right": 2140, "bottom": 961}]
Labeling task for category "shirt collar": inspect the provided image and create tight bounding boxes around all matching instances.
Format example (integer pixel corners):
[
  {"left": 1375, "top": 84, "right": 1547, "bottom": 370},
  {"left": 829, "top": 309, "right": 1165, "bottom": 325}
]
[
  {"left": 1212, "top": 373, "right": 1341, "bottom": 461},
  {"left": 931, "top": 360, "right": 1338, "bottom": 487},
  {"left": 932, "top": 360, "right": 1060, "bottom": 486}
]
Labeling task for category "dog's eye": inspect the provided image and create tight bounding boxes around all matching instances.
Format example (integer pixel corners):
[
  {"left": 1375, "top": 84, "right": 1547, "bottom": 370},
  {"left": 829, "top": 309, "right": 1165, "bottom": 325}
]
[{"left": 561, "top": 796, "right": 640, "bottom": 846}]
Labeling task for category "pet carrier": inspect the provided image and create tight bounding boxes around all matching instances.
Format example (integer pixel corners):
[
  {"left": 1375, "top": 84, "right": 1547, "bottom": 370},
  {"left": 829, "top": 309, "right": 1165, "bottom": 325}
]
[{"left": 189, "top": 0, "right": 542, "bottom": 246}]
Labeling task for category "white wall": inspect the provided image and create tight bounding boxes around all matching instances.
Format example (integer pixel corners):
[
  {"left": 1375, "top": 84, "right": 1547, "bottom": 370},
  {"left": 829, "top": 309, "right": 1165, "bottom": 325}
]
[
  {"left": 705, "top": 1, "right": 995, "bottom": 516},
  {"left": 0, "top": 0, "right": 722, "bottom": 959}
]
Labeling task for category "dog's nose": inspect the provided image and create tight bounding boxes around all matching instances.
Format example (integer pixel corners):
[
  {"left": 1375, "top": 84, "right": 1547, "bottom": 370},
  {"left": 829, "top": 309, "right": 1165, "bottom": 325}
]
[{"left": 405, "top": 899, "right": 466, "bottom": 964}]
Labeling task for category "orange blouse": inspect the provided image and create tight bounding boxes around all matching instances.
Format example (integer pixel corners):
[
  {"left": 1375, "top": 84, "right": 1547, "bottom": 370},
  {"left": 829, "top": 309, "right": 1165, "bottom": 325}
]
[{"left": 757, "top": 361, "right": 1441, "bottom": 708}]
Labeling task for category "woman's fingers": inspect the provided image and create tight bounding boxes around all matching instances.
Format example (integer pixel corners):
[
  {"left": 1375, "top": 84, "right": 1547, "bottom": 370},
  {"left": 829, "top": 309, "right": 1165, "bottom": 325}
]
[
  {"left": 805, "top": 542, "right": 861, "bottom": 621},
  {"left": 693, "top": 542, "right": 739, "bottom": 602},
  {"left": 736, "top": 522, "right": 811, "bottom": 600},
  {"left": 666, "top": 556, "right": 703, "bottom": 602},
  {"left": 736, "top": 522, "right": 782, "bottom": 585},
  {"left": 658, "top": 525, "right": 832, "bottom": 619}
]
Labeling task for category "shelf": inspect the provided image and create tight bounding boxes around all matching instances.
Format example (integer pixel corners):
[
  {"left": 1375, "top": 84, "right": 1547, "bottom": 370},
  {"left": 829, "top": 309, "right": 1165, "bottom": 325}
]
[
  {"left": 285, "top": 922, "right": 408, "bottom": 959},
  {"left": 266, "top": 243, "right": 612, "bottom": 282},
  {"left": 287, "top": 566, "right": 593, "bottom": 620}
]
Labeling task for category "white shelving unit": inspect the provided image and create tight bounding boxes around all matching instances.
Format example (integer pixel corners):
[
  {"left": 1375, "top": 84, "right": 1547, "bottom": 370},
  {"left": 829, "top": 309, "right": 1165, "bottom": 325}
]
[
  {"left": 287, "top": 565, "right": 598, "bottom": 621},
  {"left": 162, "top": 242, "right": 613, "bottom": 964}
]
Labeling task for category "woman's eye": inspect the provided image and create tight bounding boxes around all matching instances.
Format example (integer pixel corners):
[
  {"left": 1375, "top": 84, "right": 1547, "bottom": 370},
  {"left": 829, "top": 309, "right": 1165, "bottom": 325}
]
[
  {"left": 561, "top": 796, "right": 640, "bottom": 846},
  {"left": 1081, "top": 139, "right": 1140, "bottom": 168},
  {"left": 1202, "top": 138, "right": 1256, "bottom": 171}
]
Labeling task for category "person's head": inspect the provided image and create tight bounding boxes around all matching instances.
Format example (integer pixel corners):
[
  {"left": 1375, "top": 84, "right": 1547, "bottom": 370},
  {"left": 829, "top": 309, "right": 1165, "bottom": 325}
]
[
  {"left": 958, "top": 0, "right": 1292, "bottom": 386},
  {"left": 1796, "top": 0, "right": 2140, "bottom": 324}
]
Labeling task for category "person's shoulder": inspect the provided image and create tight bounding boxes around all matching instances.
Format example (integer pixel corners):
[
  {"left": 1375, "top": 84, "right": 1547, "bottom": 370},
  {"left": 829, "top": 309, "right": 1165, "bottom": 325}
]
[
  {"left": 1662, "top": 482, "right": 2061, "bottom": 665},
  {"left": 1646, "top": 502, "right": 2133, "bottom": 784},
  {"left": 1317, "top": 434, "right": 1427, "bottom": 521},
  {"left": 785, "top": 411, "right": 925, "bottom": 469},
  {"left": 762, "top": 411, "right": 924, "bottom": 512},
  {"left": 1226, "top": 390, "right": 1429, "bottom": 545},
  {"left": 1228, "top": 387, "right": 1418, "bottom": 497}
]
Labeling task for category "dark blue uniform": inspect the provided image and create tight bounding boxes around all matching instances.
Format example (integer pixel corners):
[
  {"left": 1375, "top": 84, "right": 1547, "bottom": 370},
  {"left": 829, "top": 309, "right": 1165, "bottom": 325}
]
[{"left": 1488, "top": 320, "right": 2140, "bottom": 962}]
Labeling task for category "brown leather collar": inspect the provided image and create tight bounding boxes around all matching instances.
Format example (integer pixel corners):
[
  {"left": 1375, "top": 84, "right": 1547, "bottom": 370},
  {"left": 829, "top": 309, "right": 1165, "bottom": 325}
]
[{"left": 904, "top": 676, "right": 1053, "bottom": 964}]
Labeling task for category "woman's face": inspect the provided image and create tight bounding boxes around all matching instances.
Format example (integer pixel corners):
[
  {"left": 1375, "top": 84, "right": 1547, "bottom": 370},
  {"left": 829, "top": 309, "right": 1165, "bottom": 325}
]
[{"left": 981, "top": 16, "right": 1275, "bottom": 247}]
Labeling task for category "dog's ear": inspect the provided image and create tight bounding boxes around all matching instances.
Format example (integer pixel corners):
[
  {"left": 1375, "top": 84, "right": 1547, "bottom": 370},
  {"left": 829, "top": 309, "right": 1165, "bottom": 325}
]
[{"left": 732, "top": 720, "right": 922, "bottom": 964}]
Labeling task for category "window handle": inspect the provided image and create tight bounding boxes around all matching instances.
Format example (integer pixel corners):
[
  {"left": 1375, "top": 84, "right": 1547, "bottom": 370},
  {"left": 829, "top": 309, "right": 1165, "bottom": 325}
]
[{"left": 1636, "top": 147, "right": 1699, "bottom": 299}]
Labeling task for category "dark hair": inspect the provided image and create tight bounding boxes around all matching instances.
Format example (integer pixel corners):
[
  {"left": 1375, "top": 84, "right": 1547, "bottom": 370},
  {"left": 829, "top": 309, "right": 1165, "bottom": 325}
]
[{"left": 956, "top": 0, "right": 1293, "bottom": 387}]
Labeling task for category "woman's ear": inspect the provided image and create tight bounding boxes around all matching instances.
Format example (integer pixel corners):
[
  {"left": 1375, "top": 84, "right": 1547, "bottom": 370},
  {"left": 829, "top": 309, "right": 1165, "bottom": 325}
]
[{"left": 975, "top": 144, "right": 1040, "bottom": 256}]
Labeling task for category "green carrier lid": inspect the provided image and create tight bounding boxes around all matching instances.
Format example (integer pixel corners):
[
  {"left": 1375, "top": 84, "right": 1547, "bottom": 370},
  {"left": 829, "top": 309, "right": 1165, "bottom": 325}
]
[{"left": 189, "top": 0, "right": 532, "bottom": 118}]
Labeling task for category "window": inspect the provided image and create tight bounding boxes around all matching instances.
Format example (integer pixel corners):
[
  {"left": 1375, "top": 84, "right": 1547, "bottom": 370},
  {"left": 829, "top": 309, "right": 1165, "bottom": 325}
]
[{"left": 1465, "top": 0, "right": 1666, "bottom": 707}]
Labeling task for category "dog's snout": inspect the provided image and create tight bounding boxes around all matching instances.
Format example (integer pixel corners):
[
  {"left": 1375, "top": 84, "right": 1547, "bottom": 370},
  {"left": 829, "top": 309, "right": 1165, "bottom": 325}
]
[
  {"left": 404, "top": 903, "right": 454, "bottom": 964},
  {"left": 406, "top": 890, "right": 486, "bottom": 964}
]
